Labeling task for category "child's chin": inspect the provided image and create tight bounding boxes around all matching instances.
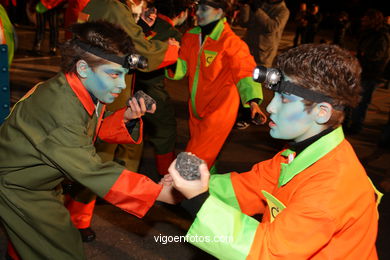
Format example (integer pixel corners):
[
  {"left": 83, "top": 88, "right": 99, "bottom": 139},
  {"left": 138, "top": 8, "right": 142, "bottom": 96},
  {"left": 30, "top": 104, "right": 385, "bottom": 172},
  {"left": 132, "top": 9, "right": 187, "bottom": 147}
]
[{"left": 269, "top": 130, "right": 290, "bottom": 140}]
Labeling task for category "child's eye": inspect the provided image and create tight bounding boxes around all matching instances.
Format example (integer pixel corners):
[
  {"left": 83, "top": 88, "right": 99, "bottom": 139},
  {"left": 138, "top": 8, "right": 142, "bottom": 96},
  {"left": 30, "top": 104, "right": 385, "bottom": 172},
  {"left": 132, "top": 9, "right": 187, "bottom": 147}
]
[
  {"left": 109, "top": 73, "right": 120, "bottom": 79},
  {"left": 281, "top": 95, "right": 291, "bottom": 103}
]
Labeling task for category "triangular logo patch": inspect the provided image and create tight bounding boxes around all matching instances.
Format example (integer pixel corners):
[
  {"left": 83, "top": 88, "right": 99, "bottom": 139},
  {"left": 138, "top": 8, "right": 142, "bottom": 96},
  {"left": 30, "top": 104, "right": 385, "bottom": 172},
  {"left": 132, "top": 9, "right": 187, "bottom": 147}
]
[
  {"left": 204, "top": 50, "right": 218, "bottom": 67},
  {"left": 261, "top": 190, "right": 286, "bottom": 223}
]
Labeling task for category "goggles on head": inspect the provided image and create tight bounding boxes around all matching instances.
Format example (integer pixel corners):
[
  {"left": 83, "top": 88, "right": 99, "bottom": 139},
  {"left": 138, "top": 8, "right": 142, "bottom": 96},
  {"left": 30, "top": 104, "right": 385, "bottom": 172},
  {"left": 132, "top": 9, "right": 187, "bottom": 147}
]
[
  {"left": 74, "top": 39, "right": 148, "bottom": 70},
  {"left": 253, "top": 66, "right": 343, "bottom": 110}
]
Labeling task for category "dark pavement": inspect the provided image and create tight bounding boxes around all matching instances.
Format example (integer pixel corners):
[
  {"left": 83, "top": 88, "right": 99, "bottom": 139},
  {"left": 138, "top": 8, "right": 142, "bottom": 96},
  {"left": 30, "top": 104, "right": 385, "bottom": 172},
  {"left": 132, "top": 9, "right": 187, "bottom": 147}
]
[{"left": 1, "top": 23, "right": 389, "bottom": 260}]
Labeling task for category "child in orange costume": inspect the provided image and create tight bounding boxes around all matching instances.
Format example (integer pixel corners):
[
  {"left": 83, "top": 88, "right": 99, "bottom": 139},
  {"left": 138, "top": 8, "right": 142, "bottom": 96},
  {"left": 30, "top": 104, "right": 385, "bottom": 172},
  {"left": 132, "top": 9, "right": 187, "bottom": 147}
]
[
  {"left": 166, "top": 0, "right": 265, "bottom": 171},
  {"left": 168, "top": 44, "right": 380, "bottom": 259}
]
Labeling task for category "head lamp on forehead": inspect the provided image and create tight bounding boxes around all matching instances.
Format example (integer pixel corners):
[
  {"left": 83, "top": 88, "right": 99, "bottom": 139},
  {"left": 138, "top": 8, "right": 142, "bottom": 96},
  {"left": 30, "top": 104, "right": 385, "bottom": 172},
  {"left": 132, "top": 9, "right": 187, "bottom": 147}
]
[
  {"left": 74, "top": 39, "right": 148, "bottom": 70},
  {"left": 253, "top": 66, "right": 344, "bottom": 110}
]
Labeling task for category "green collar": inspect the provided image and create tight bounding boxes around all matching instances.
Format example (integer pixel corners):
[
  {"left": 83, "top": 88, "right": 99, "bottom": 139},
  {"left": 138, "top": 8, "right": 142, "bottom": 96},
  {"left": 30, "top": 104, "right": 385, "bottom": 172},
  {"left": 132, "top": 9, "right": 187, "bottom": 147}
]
[
  {"left": 278, "top": 127, "right": 345, "bottom": 187},
  {"left": 188, "top": 18, "right": 226, "bottom": 41}
]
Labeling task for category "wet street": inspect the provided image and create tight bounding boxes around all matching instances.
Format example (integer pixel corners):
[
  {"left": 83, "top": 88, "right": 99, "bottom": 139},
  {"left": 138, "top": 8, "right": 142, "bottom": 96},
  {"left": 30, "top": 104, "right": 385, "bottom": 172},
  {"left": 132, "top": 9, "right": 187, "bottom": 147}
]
[{"left": 1, "top": 24, "right": 389, "bottom": 259}]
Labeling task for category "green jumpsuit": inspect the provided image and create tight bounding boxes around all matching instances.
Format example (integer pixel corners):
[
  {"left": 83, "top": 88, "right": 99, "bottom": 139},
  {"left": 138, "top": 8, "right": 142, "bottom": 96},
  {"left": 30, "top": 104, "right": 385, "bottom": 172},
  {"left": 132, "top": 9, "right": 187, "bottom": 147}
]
[
  {"left": 0, "top": 73, "right": 162, "bottom": 259},
  {"left": 81, "top": 0, "right": 179, "bottom": 171},
  {"left": 66, "top": 0, "right": 179, "bottom": 230}
]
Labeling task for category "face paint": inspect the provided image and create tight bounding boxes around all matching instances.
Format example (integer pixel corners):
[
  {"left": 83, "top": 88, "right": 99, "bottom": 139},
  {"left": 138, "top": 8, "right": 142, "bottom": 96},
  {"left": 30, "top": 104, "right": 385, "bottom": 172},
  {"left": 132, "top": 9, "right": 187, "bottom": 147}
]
[
  {"left": 196, "top": 4, "right": 222, "bottom": 26},
  {"left": 266, "top": 92, "right": 321, "bottom": 142},
  {"left": 83, "top": 62, "right": 129, "bottom": 104}
]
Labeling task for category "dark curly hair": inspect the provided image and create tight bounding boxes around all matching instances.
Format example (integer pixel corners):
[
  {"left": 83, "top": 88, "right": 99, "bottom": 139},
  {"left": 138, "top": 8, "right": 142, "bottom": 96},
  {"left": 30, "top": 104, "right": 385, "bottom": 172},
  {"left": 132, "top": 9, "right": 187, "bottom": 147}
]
[
  {"left": 275, "top": 44, "right": 362, "bottom": 127},
  {"left": 154, "top": 0, "right": 190, "bottom": 19},
  {"left": 60, "top": 20, "right": 136, "bottom": 73}
]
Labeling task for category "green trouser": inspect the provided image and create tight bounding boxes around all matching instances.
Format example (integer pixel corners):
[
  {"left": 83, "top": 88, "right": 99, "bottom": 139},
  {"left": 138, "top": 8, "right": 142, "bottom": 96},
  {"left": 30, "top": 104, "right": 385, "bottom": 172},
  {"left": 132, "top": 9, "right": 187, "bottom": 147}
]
[{"left": 0, "top": 181, "right": 85, "bottom": 259}]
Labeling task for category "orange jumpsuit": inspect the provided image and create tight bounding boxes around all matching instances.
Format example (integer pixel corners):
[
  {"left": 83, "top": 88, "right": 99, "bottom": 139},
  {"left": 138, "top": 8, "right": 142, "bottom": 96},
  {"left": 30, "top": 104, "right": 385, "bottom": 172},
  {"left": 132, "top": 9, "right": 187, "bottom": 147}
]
[
  {"left": 167, "top": 18, "right": 263, "bottom": 169},
  {"left": 187, "top": 127, "right": 379, "bottom": 259}
]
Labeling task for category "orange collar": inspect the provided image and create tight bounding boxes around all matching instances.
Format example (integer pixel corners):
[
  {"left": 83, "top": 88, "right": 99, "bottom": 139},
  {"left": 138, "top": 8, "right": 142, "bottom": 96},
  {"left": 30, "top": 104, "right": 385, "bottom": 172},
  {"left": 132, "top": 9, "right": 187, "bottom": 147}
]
[
  {"left": 65, "top": 73, "right": 95, "bottom": 116},
  {"left": 157, "top": 13, "right": 175, "bottom": 27}
]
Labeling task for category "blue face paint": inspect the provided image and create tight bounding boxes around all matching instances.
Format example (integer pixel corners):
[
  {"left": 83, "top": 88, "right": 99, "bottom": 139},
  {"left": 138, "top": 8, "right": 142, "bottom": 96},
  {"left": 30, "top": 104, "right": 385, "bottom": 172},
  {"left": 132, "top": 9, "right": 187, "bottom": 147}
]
[
  {"left": 83, "top": 62, "right": 129, "bottom": 104},
  {"left": 196, "top": 4, "right": 222, "bottom": 26},
  {"left": 266, "top": 92, "right": 321, "bottom": 142}
]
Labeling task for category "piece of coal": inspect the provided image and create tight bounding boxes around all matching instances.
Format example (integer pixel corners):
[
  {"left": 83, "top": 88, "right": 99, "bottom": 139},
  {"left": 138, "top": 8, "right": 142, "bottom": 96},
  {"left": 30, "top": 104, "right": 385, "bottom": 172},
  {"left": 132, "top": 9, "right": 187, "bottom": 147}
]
[
  {"left": 133, "top": 90, "right": 156, "bottom": 110},
  {"left": 175, "top": 152, "right": 203, "bottom": 180}
]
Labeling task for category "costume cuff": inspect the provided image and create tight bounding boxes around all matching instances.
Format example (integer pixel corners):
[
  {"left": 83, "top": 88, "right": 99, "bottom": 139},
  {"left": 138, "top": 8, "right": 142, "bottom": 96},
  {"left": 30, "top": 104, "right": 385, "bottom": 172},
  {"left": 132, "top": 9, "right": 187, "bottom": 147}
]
[
  {"left": 104, "top": 169, "right": 162, "bottom": 218},
  {"left": 181, "top": 191, "right": 210, "bottom": 219}
]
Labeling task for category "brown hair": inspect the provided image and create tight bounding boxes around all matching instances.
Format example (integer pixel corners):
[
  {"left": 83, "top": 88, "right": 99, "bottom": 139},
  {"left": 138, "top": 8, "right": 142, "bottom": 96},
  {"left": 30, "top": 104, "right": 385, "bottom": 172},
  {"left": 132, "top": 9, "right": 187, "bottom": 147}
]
[
  {"left": 60, "top": 21, "right": 136, "bottom": 73},
  {"left": 275, "top": 44, "right": 362, "bottom": 127}
]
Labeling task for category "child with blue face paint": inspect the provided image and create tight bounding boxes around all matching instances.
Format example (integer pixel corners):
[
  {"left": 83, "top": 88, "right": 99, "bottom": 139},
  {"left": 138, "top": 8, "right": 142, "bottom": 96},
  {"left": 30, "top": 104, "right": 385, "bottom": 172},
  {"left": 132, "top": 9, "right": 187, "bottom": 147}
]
[
  {"left": 166, "top": 0, "right": 265, "bottom": 173},
  {"left": 165, "top": 44, "right": 381, "bottom": 259},
  {"left": 0, "top": 21, "right": 177, "bottom": 259}
]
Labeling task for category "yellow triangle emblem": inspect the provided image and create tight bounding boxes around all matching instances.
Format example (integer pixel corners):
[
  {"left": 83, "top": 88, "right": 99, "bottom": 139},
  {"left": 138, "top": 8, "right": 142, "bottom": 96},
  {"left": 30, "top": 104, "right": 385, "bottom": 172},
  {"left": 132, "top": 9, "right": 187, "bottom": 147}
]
[
  {"left": 261, "top": 190, "right": 286, "bottom": 223},
  {"left": 204, "top": 50, "right": 217, "bottom": 67}
]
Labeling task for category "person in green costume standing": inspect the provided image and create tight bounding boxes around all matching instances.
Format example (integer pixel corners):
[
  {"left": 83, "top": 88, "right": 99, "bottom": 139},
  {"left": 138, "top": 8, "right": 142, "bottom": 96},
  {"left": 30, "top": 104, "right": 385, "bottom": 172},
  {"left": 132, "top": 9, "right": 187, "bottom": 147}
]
[
  {"left": 65, "top": 0, "right": 181, "bottom": 241},
  {"left": 134, "top": 0, "right": 190, "bottom": 176},
  {"left": 0, "top": 20, "right": 175, "bottom": 260}
]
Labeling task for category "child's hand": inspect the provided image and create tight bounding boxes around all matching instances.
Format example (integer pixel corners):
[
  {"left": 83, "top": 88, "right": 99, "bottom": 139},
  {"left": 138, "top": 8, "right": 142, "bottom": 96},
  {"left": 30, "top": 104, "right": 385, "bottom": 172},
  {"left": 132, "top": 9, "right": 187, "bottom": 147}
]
[
  {"left": 250, "top": 102, "right": 267, "bottom": 125},
  {"left": 168, "top": 38, "right": 180, "bottom": 48},
  {"left": 157, "top": 175, "right": 185, "bottom": 204},
  {"left": 159, "top": 174, "right": 173, "bottom": 186},
  {"left": 168, "top": 159, "right": 210, "bottom": 199},
  {"left": 124, "top": 97, "right": 156, "bottom": 121}
]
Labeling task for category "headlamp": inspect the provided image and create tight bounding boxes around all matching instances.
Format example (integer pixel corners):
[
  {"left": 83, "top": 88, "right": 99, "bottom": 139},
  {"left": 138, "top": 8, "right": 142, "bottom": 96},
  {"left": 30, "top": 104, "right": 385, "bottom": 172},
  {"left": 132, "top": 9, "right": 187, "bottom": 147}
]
[
  {"left": 253, "top": 66, "right": 343, "bottom": 110},
  {"left": 74, "top": 39, "right": 148, "bottom": 70},
  {"left": 253, "top": 66, "right": 282, "bottom": 87}
]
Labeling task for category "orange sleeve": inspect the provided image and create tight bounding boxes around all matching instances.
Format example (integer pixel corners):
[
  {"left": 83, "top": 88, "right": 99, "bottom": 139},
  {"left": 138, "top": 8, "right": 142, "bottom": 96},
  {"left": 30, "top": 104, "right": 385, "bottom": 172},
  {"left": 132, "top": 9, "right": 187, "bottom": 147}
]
[
  {"left": 98, "top": 107, "right": 143, "bottom": 144},
  {"left": 231, "top": 154, "right": 282, "bottom": 216},
  {"left": 157, "top": 44, "right": 179, "bottom": 69},
  {"left": 41, "top": 0, "right": 66, "bottom": 9},
  {"left": 104, "top": 169, "right": 162, "bottom": 218}
]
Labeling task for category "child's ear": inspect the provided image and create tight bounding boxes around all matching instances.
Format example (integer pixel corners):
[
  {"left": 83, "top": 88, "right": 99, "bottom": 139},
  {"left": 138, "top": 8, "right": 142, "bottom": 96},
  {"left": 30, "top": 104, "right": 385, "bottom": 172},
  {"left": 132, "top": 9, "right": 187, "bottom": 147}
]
[
  {"left": 76, "top": 60, "right": 89, "bottom": 78},
  {"left": 315, "top": 102, "right": 332, "bottom": 124}
]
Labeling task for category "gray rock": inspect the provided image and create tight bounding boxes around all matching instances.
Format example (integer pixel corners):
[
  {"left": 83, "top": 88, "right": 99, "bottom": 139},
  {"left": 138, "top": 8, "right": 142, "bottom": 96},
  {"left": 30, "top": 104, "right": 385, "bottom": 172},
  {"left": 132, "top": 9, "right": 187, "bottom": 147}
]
[
  {"left": 133, "top": 90, "right": 156, "bottom": 110},
  {"left": 175, "top": 152, "right": 203, "bottom": 180}
]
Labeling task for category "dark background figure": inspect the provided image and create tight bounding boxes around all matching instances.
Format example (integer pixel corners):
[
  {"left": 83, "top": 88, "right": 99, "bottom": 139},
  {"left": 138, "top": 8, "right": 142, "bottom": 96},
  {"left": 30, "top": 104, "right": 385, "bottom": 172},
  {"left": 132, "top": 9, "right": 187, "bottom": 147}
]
[
  {"left": 31, "top": 0, "right": 63, "bottom": 56},
  {"left": 303, "top": 2, "right": 322, "bottom": 43},
  {"left": 63, "top": 0, "right": 90, "bottom": 40},
  {"left": 238, "top": 0, "right": 290, "bottom": 67},
  {"left": 333, "top": 10, "right": 350, "bottom": 48},
  {"left": 134, "top": 0, "right": 189, "bottom": 177},
  {"left": 235, "top": 0, "right": 289, "bottom": 130},
  {"left": 344, "top": 9, "right": 390, "bottom": 134},
  {"left": 293, "top": 1, "right": 307, "bottom": 47}
]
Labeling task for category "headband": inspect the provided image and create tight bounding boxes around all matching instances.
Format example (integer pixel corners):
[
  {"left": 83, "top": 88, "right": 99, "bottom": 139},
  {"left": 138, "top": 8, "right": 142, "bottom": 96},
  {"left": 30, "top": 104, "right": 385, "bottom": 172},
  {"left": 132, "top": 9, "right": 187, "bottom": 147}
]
[
  {"left": 74, "top": 39, "right": 148, "bottom": 70},
  {"left": 253, "top": 66, "right": 344, "bottom": 110}
]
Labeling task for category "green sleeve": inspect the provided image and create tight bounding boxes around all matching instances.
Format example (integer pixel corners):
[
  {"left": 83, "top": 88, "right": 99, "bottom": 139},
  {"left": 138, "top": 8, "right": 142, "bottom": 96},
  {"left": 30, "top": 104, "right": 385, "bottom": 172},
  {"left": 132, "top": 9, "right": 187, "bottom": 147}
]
[
  {"left": 83, "top": 0, "right": 169, "bottom": 72},
  {"left": 165, "top": 58, "right": 187, "bottom": 80},
  {"left": 237, "top": 77, "right": 263, "bottom": 107},
  {"left": 187, "top": 195, "right": 259, "bottom": 260},
  {"left": 0, "top": 4, "right": 14, "bottom": 65},
  {"left": 209, "top": 173, "right": 241, "bottom": 210}
]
